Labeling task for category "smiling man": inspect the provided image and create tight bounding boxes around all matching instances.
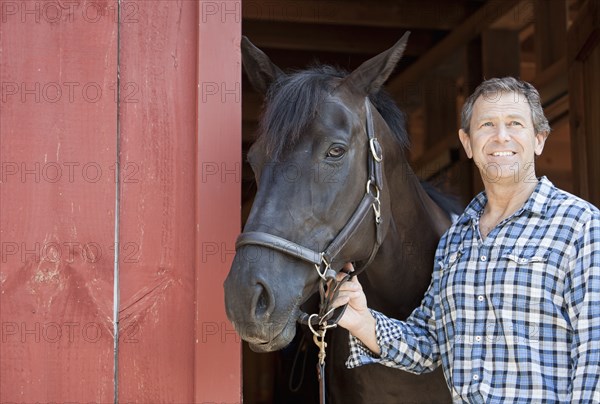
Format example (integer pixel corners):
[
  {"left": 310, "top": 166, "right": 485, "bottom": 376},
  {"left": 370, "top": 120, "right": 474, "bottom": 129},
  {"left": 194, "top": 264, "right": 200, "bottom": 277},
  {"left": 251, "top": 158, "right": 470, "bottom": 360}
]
[
  {"left": 334, "top": 77, "right": 600, "bottom": 402},
  {"left": 458, "top": 80, "right": 550, "bottom": 239}
]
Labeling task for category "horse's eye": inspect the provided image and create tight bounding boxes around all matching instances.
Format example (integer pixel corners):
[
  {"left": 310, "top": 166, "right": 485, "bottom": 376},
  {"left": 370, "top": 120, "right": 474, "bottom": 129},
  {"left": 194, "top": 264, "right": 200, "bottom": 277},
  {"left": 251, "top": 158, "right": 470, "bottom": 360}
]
[{"left": 327, "top": 146, "right": 346, "bottom": 159}]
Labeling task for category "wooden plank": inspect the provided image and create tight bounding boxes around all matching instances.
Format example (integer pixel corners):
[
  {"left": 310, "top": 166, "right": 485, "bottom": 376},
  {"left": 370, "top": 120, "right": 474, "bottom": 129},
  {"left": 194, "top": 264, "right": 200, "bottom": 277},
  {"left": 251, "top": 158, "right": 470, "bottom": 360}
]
[
  {"left": 243, "top": 20, "right": 441, "bottom": 56},
  {"left": 567, "top": 0, "right": 600, "bottom": 63},
  {"left": 412, "top": 134, "right": 461, "bottom": 180},
  {"left": 0, "top": 1, "right": 117, "bottom": 402},
  {"left": 238, "top": 46, "right": 417, "bottom": 75},
  {"left": 533, "top": 58, "right": 568, "bottom": 105},
  {"left": 534, "top": 0, "right": 567, "bottom": 72},
  {"left": 242, "top": 0, "right": 469, "bottom": 30},
  {"left": 567, "top": 0, "right": 600, "bottom": 205},
  {"left": 387, "top": 0, "right": 522, "bottom": 97},
  {"left": 543, "top": 93, "right": 569, "bottom": 121},
  {"left": 196, "top": 1, "right": 242, "bottom": 402},
  {"left": 116, "top": 1, "right": 198, "bottom": 402},
  {"left": 482, "top": 29, "right": 521, "bottom": 77},
  {"left": 568, "top": 61, "right": 589, "bottom": 198},
  {"left": 537, "top": 115, "right": 572, "bottom": 175},
  {"left": 580, "top": 43, "right": 600, "bottom": 206},
  {"left": 423, "top": 77, "right": 458, "bottom": 148},
  {"left": 536, "top": 114, "right": 572, "bottom": 192},
  {"left": 491, "top": 0, "right": 534, "bottom": 30}
]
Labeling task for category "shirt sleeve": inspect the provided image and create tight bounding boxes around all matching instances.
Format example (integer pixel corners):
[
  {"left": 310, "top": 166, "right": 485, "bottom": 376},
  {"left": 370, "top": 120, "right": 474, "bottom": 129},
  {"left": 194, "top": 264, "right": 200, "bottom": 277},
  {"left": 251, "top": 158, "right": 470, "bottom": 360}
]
[
  {"left": 345, "top": 272, "right": 441, "bottom": 374},
  {"left": 565, "top": 212, "right": 600, "bottom": 402}
]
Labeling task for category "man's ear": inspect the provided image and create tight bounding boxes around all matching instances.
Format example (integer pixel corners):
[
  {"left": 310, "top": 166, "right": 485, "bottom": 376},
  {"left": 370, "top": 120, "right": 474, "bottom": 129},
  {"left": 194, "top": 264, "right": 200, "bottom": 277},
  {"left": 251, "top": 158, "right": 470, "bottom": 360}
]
[
  {"left": 458, "top": 129, "right": 473, "bottom": 159},
  {"left": 534, "top": 131, "right": 549, "bottom": 156},
  {"left": 241, "top": 36, "right": 284, "bottom": 96}
]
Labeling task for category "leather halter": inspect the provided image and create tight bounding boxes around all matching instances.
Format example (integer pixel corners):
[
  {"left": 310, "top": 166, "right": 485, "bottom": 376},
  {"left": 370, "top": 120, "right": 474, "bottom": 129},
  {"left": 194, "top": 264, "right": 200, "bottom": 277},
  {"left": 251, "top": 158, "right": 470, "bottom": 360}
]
[
  {"left": 235, "top": 97, "right": 385, "bottom": 315},
  {"left": 236, "top": 98, "right": 384, "bottom": 404}
]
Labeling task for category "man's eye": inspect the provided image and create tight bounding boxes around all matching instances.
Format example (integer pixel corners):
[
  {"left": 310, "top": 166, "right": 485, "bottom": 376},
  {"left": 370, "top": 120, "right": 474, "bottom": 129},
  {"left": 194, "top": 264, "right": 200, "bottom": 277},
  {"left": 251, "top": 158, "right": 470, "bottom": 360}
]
[
  {"left": 509, "top": 121, "right": 523, "bottom": 126},
  {"left": 327, "top": 147, "right": 346, "bottom": 158},
  {"left": 481, "top": 122, "right": 494, "bottom": 127}
]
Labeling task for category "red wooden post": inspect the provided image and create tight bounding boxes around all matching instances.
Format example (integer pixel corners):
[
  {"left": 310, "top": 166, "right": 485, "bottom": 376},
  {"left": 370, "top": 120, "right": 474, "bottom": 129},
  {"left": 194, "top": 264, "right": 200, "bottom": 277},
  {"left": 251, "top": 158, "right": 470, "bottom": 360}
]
[
  {"left": 0, "top": 1, "right": 117, "bottom": 401},
  {"left": 195, "top": 1, "right": 242, "bottom": 402},
  {"left": 117, "top": 1, "right": 199, "bottom": 402}
]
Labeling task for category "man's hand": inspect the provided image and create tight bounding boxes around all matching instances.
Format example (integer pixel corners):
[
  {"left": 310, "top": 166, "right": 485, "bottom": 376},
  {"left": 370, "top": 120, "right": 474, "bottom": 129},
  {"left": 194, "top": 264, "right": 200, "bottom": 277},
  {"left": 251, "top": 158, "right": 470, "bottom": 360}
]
[{"left": 331, "top": 263, "right": 380, "bottom": 355}]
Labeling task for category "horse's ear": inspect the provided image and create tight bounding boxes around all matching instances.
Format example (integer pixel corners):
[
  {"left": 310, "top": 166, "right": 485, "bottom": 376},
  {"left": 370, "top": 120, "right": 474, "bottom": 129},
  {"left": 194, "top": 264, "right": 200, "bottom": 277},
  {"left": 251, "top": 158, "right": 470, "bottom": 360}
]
[
  {"left": 241, "top": 36, "right": 284, "bottom": 95},
  {"left": 343, "top": 32, "right": 410, "bottom": 96}
]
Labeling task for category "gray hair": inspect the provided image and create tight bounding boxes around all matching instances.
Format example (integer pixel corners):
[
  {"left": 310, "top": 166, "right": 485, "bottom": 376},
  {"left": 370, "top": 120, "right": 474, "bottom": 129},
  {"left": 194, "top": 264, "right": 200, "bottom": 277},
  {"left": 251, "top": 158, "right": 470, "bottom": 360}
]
[{"left": 460, "top": 77, "right": 551, "bottom": 135}]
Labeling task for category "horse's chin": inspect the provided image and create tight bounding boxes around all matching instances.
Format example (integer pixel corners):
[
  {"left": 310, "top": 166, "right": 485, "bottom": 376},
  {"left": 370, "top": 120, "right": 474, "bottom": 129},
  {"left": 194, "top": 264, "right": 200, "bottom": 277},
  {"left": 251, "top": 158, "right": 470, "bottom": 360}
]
[{"left": 247, "top": 320, "right": 297, "bottom": 352}]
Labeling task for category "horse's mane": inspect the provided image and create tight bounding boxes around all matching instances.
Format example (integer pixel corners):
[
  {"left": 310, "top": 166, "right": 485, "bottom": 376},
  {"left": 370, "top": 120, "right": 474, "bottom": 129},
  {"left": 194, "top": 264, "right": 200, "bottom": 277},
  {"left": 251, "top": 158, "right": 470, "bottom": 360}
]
[
  {"left": 255, "top": 64, "right": 463, "bottom": 217},
  {"left": 256, "top": 65, "right": 410, "bottom": 161}
]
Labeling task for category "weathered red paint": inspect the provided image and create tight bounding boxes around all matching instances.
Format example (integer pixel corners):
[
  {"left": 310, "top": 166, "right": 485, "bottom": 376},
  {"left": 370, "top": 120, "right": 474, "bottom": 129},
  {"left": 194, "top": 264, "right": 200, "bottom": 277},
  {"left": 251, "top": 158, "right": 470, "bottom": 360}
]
[
  {"left": 1, "top": 0, "right": 241, "bottom": 402},
  {"left": 0, "top": 0, "right": 118, "bottom": 401},
  {"left": 117, "top": 1, "right": 198, "bottom": 402},
  {"left": 195, "top": 0, "right": 242, "bottom": 402}
]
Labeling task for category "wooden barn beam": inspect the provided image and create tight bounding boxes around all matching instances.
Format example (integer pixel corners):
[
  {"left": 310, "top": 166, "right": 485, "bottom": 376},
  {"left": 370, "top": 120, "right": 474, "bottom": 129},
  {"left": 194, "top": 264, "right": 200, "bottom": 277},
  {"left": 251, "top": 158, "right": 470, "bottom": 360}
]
[
  {"left": 240, "top": 46, "right": 417, "bottom": 72},
  {"left": 243, "top": 20, "right": 441, "bottom": 56},
  {"left": 567, "top": 0, "right": 600, "bottom": 205},
  {"left": 482, "top": 29, "right": 521, "bottom": 77},
  {"left": 534, "top": 0, "right": 568, "bottom": 72},
  {"left": 243, "top": 0, "right": 469, "bottom": 30},
  {"left": 424, "top": 77, "right": 458, "bottom": 149},
  {"left": 533, "top": 57, "right": 567, "bottom": 106},
  {"left": 387, "top": 0, "right": 523, "bottom": 97},
  {"left": 491, "top": 0, "right": 534, "bottom": 30}
]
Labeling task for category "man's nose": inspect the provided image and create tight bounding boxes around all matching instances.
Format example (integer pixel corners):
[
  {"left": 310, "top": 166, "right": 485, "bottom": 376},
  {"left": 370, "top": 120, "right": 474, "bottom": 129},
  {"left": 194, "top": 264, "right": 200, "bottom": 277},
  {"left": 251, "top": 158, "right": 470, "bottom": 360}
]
[{"left": 495, "top": 124, "right": 511, "bottom": 142}]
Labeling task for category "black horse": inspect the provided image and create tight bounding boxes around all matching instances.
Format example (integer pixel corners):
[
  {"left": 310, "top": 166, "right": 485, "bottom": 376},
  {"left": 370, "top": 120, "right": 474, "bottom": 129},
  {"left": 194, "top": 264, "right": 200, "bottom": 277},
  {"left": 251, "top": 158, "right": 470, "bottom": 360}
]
[{"left": 225, "top": 34, "right": 460, "bottom": 403}]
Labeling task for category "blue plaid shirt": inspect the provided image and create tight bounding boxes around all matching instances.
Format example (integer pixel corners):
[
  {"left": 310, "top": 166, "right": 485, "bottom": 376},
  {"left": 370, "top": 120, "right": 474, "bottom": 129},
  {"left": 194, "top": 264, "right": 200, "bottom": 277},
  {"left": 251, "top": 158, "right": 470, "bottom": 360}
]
[{"left": 347, "top": 177, "right": 600, "bottom": 403}]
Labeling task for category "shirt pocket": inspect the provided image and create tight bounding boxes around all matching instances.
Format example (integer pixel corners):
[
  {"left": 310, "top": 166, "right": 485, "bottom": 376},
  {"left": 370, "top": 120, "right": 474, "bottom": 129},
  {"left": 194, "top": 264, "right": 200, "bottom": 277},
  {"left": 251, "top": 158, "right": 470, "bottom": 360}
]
[
  {"left": 439, "top": 248, "right": 465, "bottom": 313},
  {"left": 495, "top": 247, "right": 551, "bottom": 308}
]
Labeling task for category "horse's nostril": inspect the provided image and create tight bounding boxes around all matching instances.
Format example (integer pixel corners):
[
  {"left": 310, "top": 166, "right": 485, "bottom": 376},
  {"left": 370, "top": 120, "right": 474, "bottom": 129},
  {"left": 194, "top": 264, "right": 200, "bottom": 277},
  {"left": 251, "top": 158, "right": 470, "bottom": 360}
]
[{"left": 254, "top": 283, "right": 271, "bottom": 319}]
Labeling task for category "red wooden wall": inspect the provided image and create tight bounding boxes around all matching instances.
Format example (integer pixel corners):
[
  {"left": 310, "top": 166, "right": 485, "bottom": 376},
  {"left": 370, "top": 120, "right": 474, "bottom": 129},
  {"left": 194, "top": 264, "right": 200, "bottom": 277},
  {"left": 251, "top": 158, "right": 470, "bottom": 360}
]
[
  {"left": 196, "top": 0, "right": 242, "bottom": 401},
  {"left": 0, "top": 1, "right": 118, "bottom": 401},
  {"left": 0, "top": 1, "right": 241, "bottom": 402}
]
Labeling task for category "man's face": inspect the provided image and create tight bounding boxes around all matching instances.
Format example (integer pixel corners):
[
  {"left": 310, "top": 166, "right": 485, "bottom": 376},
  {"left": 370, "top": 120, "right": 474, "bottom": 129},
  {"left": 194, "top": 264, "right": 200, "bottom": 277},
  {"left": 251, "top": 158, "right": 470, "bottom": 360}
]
[{"left": 458, "top": 91, "right": 548, "bottom": 184}]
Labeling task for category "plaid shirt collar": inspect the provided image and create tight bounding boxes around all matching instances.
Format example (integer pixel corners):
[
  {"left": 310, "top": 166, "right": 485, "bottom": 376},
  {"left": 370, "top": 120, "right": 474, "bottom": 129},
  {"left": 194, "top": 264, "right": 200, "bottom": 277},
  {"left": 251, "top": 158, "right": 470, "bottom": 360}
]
[{"left": 460, "top": 176, "right": 554, "bottom": 225}]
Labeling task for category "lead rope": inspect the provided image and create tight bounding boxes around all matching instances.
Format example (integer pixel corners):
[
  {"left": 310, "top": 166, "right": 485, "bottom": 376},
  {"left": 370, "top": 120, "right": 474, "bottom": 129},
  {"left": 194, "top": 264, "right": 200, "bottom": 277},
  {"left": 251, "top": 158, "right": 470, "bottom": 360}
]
[{"left": 307, "top": 268, "right": 352, "bottom": 404}]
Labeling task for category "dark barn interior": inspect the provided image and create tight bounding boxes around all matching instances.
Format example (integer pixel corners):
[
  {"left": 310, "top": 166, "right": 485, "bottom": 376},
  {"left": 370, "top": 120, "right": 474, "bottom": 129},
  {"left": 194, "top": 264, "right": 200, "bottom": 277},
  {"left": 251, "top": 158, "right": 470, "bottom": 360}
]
[{"left": 239, "top": 0, "right": 599, "bottom": 402}]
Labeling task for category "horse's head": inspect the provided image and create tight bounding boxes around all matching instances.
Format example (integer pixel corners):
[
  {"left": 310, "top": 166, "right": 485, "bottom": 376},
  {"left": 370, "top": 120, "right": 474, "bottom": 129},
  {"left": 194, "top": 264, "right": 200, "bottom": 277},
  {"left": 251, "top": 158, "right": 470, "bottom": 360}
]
[{"left": 224, "top": 34, "right": 410, "bottom": 352}]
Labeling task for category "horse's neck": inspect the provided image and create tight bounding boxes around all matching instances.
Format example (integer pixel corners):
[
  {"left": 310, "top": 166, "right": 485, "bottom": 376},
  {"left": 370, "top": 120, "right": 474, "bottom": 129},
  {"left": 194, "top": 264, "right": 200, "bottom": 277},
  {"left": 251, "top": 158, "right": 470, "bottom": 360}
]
[
  {"left": 361, "top": 158, "right": 451, "bottom": 319},
  {"left": 391, "top": 162, "right": 451, "bottom": 236}
]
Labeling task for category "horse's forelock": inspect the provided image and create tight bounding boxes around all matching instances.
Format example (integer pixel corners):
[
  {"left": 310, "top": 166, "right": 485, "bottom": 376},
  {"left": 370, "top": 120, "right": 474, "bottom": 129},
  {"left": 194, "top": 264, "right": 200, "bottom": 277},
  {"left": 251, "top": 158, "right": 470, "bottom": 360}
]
[{"left": 256, "top": 65, "right": 409, "bottom": 161}]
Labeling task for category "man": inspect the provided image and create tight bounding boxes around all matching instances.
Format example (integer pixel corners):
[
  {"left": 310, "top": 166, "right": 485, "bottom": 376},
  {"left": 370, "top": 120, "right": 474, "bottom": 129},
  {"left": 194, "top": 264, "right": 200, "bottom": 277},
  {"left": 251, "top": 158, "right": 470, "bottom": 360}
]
[{"left": 333, "top": 77, "right": 600, "bottom": 402}]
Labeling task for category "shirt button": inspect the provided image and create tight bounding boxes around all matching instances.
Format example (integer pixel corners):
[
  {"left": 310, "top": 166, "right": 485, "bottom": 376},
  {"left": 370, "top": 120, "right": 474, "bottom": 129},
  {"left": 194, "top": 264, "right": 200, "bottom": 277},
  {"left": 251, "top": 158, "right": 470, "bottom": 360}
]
[
  {"left": 475, "top": 336, "right": 482, "bottom": 342},
  {"left": 480, "top": 256, "right": 487, "bottom": 262},
  {"left": 477, "top": 295, "right": 484, "bottom": 302},
  {"left": 473, "top": 374, "right": 479, "bottom": 381}
]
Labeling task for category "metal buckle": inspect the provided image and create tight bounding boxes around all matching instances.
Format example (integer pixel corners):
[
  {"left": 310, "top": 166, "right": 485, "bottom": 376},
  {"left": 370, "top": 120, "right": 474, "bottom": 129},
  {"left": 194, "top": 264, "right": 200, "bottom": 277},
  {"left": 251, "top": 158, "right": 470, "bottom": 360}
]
[
  {"left": 315, "top": 253, "right": 332, "bottom": 281},
  {"left": 372, "top": 198, "right": 382, "bottom": 224},
  {"left": 369, "top": 138, "right": 383, "bottom": 162},
  {"left": 366, "top": 180, "right": 380, "bottom": 199},
  {"left": 366, "top": 180, "right": 382, "bottom": 224}
]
